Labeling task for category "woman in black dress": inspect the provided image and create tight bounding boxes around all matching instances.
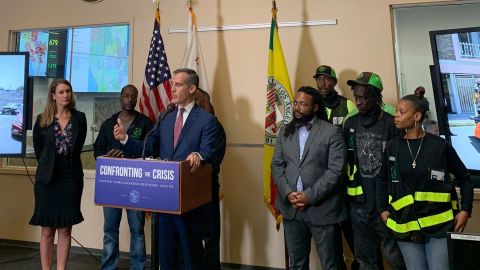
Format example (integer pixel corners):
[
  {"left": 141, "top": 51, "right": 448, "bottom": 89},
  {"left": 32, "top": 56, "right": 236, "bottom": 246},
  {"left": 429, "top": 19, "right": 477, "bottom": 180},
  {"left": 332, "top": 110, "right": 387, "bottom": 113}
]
[{"left": 29, "top": 79, "right": 87, "bottom": 270}]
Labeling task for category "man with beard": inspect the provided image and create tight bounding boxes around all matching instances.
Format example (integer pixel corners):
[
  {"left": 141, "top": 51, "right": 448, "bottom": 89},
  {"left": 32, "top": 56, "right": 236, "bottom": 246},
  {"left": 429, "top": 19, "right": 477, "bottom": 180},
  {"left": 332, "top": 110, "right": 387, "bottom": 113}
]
[
  {"left": 343, "top": 73, "right": 405, "bottom": 270},
  {"left": 271, "top": 86, "right": 347, "bottom": 270},
  {"left": 314, "top": 64, "right": 358, "bottom": 270},
  {"left": 314, "top": 65, "right": 356, "bottom": 127},
  {"left": 94, "top": 84, "right": 153, "bottom": 270}
]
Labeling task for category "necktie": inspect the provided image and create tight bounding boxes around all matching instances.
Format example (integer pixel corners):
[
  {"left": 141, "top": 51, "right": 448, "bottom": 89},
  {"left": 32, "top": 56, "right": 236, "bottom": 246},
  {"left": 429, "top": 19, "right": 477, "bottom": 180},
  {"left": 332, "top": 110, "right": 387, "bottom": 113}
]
[{"left": 173, "top": 107, "right": 185, "bottom": 147}]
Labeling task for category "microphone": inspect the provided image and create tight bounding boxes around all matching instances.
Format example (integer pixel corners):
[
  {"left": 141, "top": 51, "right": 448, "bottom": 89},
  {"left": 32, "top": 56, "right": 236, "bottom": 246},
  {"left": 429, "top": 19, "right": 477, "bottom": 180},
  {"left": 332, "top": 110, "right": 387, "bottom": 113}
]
[{"left": 142, "top": 103, "right": 176, "bottom": 159}]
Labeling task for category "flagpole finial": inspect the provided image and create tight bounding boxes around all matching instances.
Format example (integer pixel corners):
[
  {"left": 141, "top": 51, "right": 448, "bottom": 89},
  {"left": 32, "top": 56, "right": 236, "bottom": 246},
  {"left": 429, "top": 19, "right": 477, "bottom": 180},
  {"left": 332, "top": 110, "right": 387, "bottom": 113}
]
[
  {"left": 153, "top": 0, "right": 160, "bottom": 7},
  {"left": 272, "top": 0, "right": 277, "bottom": 10}
]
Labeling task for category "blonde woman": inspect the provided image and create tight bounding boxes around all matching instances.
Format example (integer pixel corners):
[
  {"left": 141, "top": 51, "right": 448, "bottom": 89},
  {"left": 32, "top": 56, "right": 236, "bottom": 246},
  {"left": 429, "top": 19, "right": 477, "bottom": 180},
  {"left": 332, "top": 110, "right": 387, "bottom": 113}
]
[{"left": 29, "top": 79, "right": 87, "bottom": 270}]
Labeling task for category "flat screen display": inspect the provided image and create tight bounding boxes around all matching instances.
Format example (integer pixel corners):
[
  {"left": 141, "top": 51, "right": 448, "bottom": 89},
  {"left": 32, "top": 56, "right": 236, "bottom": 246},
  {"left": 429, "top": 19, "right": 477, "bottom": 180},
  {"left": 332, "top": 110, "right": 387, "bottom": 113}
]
[
  {"left": 430, "top": 27, "right": 480, "bottom": 173},
  {"left": 16, "top": 24, "right": 130, "bottom": 92},
  {"left": 65, "top": 25, "right": 130, "bottom": 92},
  {"left": 17, "top": 30, "right": 67, "bottom": 78},
  {"left": 0, "top": 52, "right": 28, "bottom": 157}
]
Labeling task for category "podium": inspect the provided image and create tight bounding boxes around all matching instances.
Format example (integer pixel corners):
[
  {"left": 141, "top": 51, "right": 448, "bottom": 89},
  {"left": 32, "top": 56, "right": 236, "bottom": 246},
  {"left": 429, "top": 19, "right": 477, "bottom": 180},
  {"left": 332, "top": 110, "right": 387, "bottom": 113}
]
[
  {"left": 94, "top": 157, "right": 212, "bottom": 270},
  {"left": 94, "top": 156, "right": 212, "bottom": 214}
]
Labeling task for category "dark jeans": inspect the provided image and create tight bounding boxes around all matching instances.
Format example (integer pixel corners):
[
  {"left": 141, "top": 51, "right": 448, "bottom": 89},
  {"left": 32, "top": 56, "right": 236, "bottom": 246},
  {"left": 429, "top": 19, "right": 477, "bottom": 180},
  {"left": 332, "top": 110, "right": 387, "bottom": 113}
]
[
  {"left": 101, "top": 207, "right": 146, "bottom": 270},
  {"left": 283, "top": 210, "right": 344, "bottom": 270},
  {"left": 350, "top": 202, "right": 406, "bottom": 270}
]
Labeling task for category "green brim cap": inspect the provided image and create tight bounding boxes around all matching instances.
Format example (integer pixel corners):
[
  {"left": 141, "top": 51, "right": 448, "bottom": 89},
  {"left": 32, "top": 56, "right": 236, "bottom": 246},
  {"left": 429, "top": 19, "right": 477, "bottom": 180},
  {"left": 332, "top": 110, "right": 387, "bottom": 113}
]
[
  {"left": 313, "top": 65, "right": 337, "bottom": 80},
  {"left": 347, "top": 72, "right": 383, "bottom": 91}
]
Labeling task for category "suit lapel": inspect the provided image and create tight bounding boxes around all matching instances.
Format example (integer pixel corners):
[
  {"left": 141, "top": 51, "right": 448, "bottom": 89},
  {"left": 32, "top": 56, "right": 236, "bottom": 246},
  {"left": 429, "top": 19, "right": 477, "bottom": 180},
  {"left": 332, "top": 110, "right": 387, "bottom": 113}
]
[
  {"left": 165, "top": 108, "right": 176, "bottom": 151},
  {"left": 299, "top": 118, "right": 320, "bottom": 165},
  {"left": 47, "top": 123, "right": 55, "bottom": 146},
  {"left": 174, "top": 105, "right": 199, "bottom": 151},
  {"left": 70, "top": 110, "right": 78, "bottom": 149},
  {"left": 292, "top": 126, "right": 301, "bottom": 162}
]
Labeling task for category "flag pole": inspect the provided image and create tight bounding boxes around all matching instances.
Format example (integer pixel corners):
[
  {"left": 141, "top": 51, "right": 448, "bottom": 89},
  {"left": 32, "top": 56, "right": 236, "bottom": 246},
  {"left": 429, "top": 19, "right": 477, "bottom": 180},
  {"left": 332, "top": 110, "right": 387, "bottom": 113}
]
[
  {"left": 272, "top": 0, "right": 277, "bottom": 20},
  {"left": 271, "top": 2, "right": 289, "bottom": 269},
  {"left": 150, "top": 4, "right": 161, "bottom": 268}
]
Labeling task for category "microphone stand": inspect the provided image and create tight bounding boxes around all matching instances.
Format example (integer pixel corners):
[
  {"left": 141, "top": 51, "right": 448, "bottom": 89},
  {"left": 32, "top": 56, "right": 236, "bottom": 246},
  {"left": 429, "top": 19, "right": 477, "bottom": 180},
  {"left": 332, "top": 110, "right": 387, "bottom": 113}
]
[{"left": 146, "top": 104, "right": 175, "bottom": 270}]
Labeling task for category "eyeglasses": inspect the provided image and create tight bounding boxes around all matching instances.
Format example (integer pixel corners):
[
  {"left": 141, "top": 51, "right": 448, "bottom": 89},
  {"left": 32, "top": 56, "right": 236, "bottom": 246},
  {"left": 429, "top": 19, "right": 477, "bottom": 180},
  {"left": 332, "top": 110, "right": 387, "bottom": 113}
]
[{"left": 293, "top": 100, "right": 312, "bottom": 107}]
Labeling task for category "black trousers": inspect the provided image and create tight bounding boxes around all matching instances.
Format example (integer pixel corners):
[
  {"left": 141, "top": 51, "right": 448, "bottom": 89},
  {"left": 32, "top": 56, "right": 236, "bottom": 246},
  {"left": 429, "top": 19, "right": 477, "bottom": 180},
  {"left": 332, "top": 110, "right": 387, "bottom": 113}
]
[
  {"left": 350, "top": 202, "right": 406, "bottom": 270},
  {"left": 200, "top": 182, "right": 221, "bottom": 270},
  {"left": 283, "top": 210, "right": 344, "bottom": 270}
]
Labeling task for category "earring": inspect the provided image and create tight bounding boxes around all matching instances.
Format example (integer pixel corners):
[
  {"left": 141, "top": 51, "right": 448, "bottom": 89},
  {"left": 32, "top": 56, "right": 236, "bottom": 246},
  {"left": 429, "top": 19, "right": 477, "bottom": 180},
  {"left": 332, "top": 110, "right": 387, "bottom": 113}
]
[{"left": 414, "top": 121, "right": 418, "bottom": 130}]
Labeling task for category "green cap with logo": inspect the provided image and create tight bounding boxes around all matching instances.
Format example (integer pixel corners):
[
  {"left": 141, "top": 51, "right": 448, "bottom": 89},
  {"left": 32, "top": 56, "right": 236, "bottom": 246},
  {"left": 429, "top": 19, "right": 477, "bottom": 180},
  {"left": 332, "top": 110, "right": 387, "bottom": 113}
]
[
  {"left": 313, "top": 65, "right": 337, "bottom": 80},
  {"left": 347, "top": 72, "right": 383, "bottom": 91}
]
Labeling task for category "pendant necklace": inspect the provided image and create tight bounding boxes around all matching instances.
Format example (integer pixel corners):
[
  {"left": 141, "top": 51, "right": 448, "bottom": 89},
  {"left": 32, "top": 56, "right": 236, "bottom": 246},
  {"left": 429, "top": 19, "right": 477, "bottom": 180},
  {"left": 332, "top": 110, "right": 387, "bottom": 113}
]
[{"left": 406, "top": 134, "right": 424, "bottom": 169}]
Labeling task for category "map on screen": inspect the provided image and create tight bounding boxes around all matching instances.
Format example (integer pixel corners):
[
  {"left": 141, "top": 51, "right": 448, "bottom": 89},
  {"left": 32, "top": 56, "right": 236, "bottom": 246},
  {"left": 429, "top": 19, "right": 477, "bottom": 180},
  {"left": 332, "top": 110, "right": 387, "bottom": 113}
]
[
  {"left": 18, "top": 31, "right": 49, "bottom": 77},
  {"left": 66, "top": 25, "right": 129, "bottom": 92}
]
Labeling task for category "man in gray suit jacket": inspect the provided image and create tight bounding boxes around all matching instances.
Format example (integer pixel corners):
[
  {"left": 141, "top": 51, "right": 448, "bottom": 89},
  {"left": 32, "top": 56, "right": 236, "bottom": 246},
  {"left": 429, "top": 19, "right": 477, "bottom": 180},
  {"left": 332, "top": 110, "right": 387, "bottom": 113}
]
[{"left": 271, "top": 86, "right": 347, "bottom": 270}]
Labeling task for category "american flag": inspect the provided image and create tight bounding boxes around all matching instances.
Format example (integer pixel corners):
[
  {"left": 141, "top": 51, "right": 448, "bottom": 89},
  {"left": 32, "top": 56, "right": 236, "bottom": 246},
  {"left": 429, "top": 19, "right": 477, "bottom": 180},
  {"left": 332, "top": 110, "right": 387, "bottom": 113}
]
[{"left": 139, "top": 8, "right": 172, "bottom": 123}]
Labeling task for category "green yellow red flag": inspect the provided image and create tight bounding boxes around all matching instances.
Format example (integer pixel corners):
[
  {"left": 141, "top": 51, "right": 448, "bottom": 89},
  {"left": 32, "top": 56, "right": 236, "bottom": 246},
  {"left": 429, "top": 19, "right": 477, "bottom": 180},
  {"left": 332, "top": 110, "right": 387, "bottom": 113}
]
[{"left": 264, "top": 1, "right": 294, "bottom": 228}]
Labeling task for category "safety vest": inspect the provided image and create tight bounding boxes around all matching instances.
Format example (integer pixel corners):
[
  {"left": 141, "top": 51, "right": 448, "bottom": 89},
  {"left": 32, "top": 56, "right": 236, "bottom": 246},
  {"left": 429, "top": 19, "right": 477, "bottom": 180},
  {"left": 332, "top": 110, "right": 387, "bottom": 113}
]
[
  {"left": 344, "top": 112, "right": 391, "bottom": 200},
  {"left": 325, "top": 96, "right": 356, "bottom": 127},
  {"left": 384, "top": 135, "right": 458, "bottom": 242}
]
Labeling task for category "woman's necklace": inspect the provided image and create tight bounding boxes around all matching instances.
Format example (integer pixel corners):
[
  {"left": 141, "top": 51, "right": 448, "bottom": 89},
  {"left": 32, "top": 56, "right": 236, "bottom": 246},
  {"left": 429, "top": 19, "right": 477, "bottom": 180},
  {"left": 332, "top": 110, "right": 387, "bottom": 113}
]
[{"left": 406, "top": 133, "right": 425, "bottom": 169}]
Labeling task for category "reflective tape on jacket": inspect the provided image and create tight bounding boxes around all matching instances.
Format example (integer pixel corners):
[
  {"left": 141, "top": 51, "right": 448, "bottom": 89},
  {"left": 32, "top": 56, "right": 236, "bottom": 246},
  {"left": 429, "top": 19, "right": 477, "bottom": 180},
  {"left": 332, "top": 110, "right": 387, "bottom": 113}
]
[
  {"left": 347, "top": 186, "right": 363, "bottom": 196},
  {"left": 386, "top": 218, "right": 420, "bottom": 233},
  {"left": 414, "top": 192, "right": 451, "bottom": 203},
  {"left": 347, "top": 163, "right": 357, "bottom": 181},
  {"left": 388, "top": 194, "right": 415, "bottom": 211},
  {"left": 452, "top": 200, "right": 458, "bottom": 210},
  {"left": 418, "top": 209, "right": 454, "bottom": 228}
]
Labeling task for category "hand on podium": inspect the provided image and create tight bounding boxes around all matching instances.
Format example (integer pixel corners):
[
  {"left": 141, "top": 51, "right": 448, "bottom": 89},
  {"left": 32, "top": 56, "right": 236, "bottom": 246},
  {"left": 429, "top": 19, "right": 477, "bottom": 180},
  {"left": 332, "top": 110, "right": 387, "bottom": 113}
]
[
  {"left": 105, "top": 148, "right": 125, "bottom": 158},
  {"left": 113, "top": 118, "right": 127, "bottom": 141},
  {"left": 186, "top": 152, "right": 201, "bottom": 173}
]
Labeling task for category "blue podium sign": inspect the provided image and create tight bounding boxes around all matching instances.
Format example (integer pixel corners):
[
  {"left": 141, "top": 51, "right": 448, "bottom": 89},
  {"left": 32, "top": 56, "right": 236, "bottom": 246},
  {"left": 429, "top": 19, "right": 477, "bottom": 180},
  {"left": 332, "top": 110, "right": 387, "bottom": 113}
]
[
  {"left": 94, "top": 157, "right": 212, "bottom": 214},
  {"left": 95, "top": 157, "right": 182, "bottom": 212}
]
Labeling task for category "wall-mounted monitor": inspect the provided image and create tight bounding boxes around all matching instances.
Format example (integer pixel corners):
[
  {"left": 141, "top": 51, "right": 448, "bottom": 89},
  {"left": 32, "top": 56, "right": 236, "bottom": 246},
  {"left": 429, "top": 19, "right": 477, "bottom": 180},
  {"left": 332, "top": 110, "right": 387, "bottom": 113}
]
[
  {"left": 65, "top": 25, "right": 130, "bottom": 93},
  {"left": 430, "top": 26, "right": 480, "bottom": 174},
  {"left": 17, "top": 30, "right": 67, "bottom": 78},
  {"left": 0, "top": 52, "right": 28, "bottom": 157},
  {"left": 15, "top": 24, "right": 130, "bottom": 93}
]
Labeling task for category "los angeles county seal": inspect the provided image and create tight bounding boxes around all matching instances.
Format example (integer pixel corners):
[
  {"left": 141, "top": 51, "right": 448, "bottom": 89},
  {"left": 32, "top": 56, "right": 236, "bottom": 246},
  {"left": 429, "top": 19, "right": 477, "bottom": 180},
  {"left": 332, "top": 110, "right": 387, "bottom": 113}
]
[{"left": 265, "top": 77, "right": 292, "bottom": 146}]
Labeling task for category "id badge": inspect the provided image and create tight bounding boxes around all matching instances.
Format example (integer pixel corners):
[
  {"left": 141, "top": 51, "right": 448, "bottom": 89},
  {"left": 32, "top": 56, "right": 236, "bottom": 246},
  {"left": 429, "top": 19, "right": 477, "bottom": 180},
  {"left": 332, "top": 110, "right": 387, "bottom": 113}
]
[{"left": 430, "top": 169, "right": 445, "bottom": 181}]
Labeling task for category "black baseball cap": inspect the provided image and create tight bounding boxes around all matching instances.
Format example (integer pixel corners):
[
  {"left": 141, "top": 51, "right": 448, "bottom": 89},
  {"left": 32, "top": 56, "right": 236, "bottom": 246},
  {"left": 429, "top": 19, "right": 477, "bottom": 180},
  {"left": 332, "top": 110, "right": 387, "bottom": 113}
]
[
  {"left": 313, "top": 65, "right": 337, "bottom": 80},
  {"left": 347, "top": 72, "right": 383, "bottom": 91}
]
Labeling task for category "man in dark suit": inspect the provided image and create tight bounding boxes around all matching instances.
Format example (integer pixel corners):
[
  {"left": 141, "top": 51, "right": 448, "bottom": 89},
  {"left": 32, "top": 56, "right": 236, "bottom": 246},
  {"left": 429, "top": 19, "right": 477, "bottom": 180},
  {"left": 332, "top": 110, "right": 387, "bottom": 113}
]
[
  {"left": 194, "top": 89, "right": 226, "bottom": 270},
  {"left": 113, "top": 68, "right": 217, "bottom": 270},
  {"left": 271, "top": 86, "right": 347, "bottom": 270}
]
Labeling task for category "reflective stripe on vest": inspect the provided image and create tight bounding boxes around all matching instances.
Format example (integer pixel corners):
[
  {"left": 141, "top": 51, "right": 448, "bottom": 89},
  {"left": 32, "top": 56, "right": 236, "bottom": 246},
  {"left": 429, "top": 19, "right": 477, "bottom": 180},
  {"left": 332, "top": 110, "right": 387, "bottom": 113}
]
[
  {"left": 347, "top": 186, "right": 363, "bottom": 196},
  {"left": 326, "top": 108, "right": 332, "bottom": 119},
  {"left": 452, "top": 200, "right": 458, "bottom": 210},
  {"left": 346, "top": 163, "right": 357, "bottom": 181},
  {"left": 389, "top": 194, "right": 415, "bottom": 211},
  {"left": 418, "top": 209, "right": 454, "bottom": 228},
  {"left": 414, "top": 192, "right": 451, "bottom": 203},
  {"left": 386, "top": 218, "right": 420, "bottom": 233}
]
